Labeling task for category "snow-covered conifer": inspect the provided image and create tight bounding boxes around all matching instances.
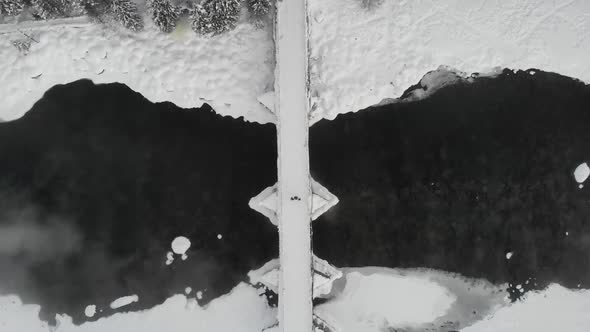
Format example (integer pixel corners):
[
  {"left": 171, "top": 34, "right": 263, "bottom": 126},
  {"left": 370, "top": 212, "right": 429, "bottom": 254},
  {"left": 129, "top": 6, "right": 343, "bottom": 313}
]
[
  {"left": 81, "top": 0, "right": 110, "bottom": 20},
  {"left": 0, "top": 0, "right": 25, "bottom": 17},
  {"left": 191, "top": 0, "right": 241, "bottom": 35},
  {"left": 109, "top": 0, "right": 143, "bottom": 31},
  {"left": 31, "top": 0, "right": 74, "bottom": 20},
  {"left": 148, "top": 0, "right": 179, "bottom": 33},
  {"left": 247, "top": 0, "right": 270, "bottom": 19}
]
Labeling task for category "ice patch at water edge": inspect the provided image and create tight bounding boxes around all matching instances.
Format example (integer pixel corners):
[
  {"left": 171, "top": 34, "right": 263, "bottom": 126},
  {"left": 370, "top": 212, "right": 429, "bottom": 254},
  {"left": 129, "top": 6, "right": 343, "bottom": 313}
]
[
  {"left": 165, "top": 251, "right": 174, "bottom": 265},
  {"left": 84, "top": 305, "right": 96, "bottom": 318},
  {"left": 316, "top": 271, "right": 456, "bottom": 329},
  {"left": 110, "top": 295, "right": 139, "bottom": 309}
]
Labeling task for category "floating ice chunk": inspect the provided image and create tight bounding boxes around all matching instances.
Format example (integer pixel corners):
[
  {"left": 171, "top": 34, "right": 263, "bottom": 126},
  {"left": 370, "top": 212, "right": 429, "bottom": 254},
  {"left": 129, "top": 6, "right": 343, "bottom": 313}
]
[
  {"left": 574, "top": 163, "right": 589, "bottom": 183},
  {"left": 110, "top": 295, "right": 138, "bottom": 309},
  {"left": 196, "top": 291, "right": 203, "bottom": 300},
  {"left": 84, "top": 305, "right": 96, "bottom": 318},
  {"left": 171, "top": 236, "right": 191, "bottom": 255},
  {"left": 165, "top": 251, "right": 174, "bottom": 265},
  {"left": 185, "top": 287, "right": 192, "bottom": 295},
  {"left": 181, "top": 254, "right": 187, "bottom": 261},
  {"left": 506, "top": 252, "right": 514, "bottom": 260},
  {"left": 217, "top": 234, "right": 223, "bottom": 240}
]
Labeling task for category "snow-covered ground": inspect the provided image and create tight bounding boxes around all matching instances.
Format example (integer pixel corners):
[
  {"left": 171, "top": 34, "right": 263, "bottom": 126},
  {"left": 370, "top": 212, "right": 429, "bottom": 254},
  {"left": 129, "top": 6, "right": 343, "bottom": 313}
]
[
  {"left": 0, "top": 283, "right": 276, "bottom": 332},
  {"left": 308, "top": 0, "right": 590, "bottom": 122},
  {"left": 1, "top": 267, "right": 588, "bottom": 332},
  {"left": 3, "top": 0, "right": 589, "bottom": 125},
  {"left": 0, "top": 15, "right": 275, "bottom": 124},
  {"left": 464, "top": 284, "right": 590, "bottom": 332}
]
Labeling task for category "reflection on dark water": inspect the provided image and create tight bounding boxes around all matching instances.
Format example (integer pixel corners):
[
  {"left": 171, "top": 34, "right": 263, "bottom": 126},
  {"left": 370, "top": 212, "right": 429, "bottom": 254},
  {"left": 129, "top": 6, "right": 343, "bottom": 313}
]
[
  {"left": 0, "top": 80, "right": 277, "bottom": 323},
  {"left": 311, "top": 69, "right": 590, "bottom": 300}
]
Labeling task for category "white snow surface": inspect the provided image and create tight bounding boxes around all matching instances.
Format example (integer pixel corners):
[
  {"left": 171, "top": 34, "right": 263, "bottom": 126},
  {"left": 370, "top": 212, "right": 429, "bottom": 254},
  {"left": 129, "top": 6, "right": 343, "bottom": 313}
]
[
  {"left": 0, "top": 283, "right": 276, "bottom": 332},
  {"left": 109, "top": 295, "right": 138, "bottom": 310},
  {"left": 0, "top": 17, "right": 275, "bottom": 124},
  {"left": 574, "top": 162, "right": 590, "bottom": 183},
  {"left": 308, "top": 0, "right": 590, "bottom": 121},
  {"left": 463, "top": 285, "right": 590, "bottom": 332},
  {"left": 316, "top": 267, "right": 508, "bottom": 332}
]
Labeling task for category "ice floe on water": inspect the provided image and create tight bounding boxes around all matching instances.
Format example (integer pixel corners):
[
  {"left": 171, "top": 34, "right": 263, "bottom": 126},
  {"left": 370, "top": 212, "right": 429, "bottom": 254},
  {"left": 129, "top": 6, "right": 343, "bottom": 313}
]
[
  {"left": 109, "top": 295, "right": 138, "bottom": 310},
  {"left": 574, "top": 162, "right": 589, "bottom": 184},
  {"left": 83, "top": 305, "right": 96, "bottom": 318},
  {"left": 171, "top": 236, "right": 191, "bottom": 256}
]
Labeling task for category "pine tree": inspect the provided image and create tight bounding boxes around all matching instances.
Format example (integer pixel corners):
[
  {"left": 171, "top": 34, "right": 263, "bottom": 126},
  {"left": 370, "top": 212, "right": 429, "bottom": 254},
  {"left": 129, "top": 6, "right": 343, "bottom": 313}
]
[
  {"left": 0, "top": 0, "right": 25, "bottom": 17},
  {"left": 192, "top": 0, "right": 241, "bottom": 36},
  {"left": 109, "top": 0, "right": 143, "bottom": 31},
  {"left": 81, "top": 0, "right": 110, "bottom": 20},
  {"left": 148, "top": 0, "right": 179, "bottom": 33},
  {"left": 247, "top": 0, "right": 270, "bottom": 19},
  {"left": 31, "top": 0, "right": 74, "bottom": 20}
]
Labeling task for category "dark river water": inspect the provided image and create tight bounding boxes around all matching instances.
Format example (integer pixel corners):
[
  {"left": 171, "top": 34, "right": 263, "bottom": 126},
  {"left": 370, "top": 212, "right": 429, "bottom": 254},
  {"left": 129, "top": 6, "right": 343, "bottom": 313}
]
[
  {"left": 0, "top": 69, "right": 588, "bottom": 323},
  {"left": 311, "top": 69, "right": 590, "bottom": 301}
]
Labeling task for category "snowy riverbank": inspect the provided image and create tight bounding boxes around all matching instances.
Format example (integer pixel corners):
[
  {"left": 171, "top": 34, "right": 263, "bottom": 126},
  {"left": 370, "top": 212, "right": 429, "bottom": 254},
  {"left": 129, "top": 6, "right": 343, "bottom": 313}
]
[
  {"left": 308, "top": 0, "right": 590, "bottom": 122},
  {"left": 0, "top": 16, "right": 275, "bottom": 124},
  {"left": 1, "top": 267, "right": 588, "bottom": 332}
]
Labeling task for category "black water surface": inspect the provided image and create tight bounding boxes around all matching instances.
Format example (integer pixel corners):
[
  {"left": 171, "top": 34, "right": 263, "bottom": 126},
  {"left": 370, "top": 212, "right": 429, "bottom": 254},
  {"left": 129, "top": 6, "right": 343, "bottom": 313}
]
[
  {"left": 2, "top": 69, "right": 589, "bottom": 323},
  {"left": 0, "top": 79, "right": 278, "bottom": 323},
  {"left": 311, "top": 69, "right": 590, "bottom": 300}
]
